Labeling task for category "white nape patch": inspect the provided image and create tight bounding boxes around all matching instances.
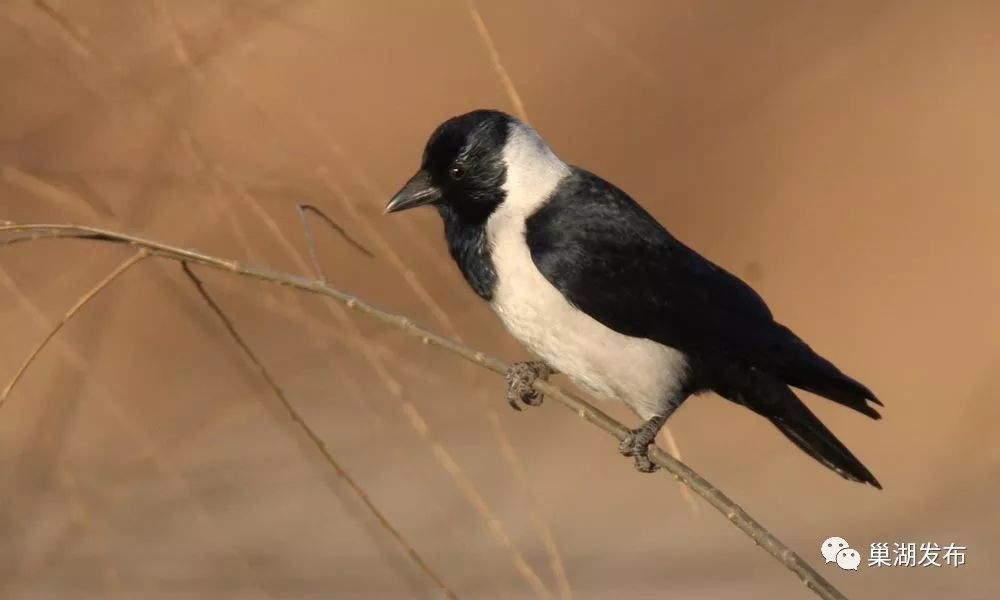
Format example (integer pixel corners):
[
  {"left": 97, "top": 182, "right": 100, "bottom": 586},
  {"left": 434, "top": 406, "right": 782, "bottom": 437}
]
[
  {"left": 496, "top": 123, "right": 571, "bottom": 215},
  {"left": 486, "top": 122, "right": 688, "bottom": 420}
]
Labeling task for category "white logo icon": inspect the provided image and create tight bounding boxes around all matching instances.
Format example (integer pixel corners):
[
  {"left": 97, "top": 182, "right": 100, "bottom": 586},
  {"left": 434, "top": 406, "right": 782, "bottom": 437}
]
[
  {"left": 836, "top": 547, "right": 861, "bottom": 571},
  {"left": 821, "top": 537, "right": 850, "bottom": 563}
]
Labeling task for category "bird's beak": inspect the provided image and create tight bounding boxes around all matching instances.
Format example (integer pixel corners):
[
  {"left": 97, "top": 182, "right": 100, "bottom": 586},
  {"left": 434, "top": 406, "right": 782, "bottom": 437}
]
[{"left": 384, "top": 170, "right": 442, "bottom": 214}]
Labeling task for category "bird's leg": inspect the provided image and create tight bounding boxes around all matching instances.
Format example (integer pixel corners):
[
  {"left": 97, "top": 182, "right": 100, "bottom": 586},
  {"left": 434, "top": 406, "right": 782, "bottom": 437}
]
[
  {"left": 504, "top": 360, "right": 557, "bottom": 411},
  {"left": 618, "top": 410, "right": 672, "bottom": 473}
]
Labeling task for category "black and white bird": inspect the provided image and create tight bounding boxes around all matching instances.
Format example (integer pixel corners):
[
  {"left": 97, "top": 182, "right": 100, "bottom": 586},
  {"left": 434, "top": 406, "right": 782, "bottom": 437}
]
[{"left": 385, "top": 109, "right": 882, "bottom": 488}]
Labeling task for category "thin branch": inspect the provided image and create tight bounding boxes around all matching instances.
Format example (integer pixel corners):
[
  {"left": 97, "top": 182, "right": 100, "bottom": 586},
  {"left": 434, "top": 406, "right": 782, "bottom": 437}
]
[
  {"left": 208, "top": 172, "right": 555, "bottom": 598},
  {"left": 313, "top": 175, "right": 465, "bottom": 349},
  {"left": 291, "top": 202, "right": 555, "bottom": 599},
  {"left": 300, "top": 11, "right": 568, "bottom": 584},
  {"left": 0, "top": 264, "right": 125, "bottom": 589},
  {"left": 402, "top": 403, "right": 552, "bottom": 600},
  {"left": 180, "top": 262, "right": 457, "bottom": 600},
  {"left": 0, "top": 254, "right": 275, "bottom": 594},
  {"left": 463, "top": 1, "right": 685, "bottom": 564},
  {"left": 149, "top": 0, "right": 206, "bottom": 83},
  {"left": 1, "top": 250, "right": 148, "bottom": 406},
  {"left": 0, "top": 222, "right": 848, "bottom": 600},
  {"left": 487, "top": 410, "right": 573, "bottom": 600},
  {"left": 299, "top": 195, "right": 569, "bottom": 597},
  {"left": 464, "top": 0, "right": 529, "bottom": 122},
  {"left": 31, "top": 0, "right": 93, "bottom": 59},
  {"left": 222, "top": 202, "right": 552, "bottom": 596},
  {"left": 297, "top": 203, "right": 375, "bottom": 281},
  {"left": 149, "top": 0, "right": 473, "bottom": 327},
  {"left": 660, "top": 427, "right": 701, "bottom": 513},
  {"left": 2, "top": 165, "right": 113, "bottom": 218}
]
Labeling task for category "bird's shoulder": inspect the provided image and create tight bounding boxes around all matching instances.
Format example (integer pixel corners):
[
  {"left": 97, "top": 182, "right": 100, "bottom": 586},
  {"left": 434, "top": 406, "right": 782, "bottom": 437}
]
[{"left": 524, "top": 167, "right": 774, "bottom": 342}]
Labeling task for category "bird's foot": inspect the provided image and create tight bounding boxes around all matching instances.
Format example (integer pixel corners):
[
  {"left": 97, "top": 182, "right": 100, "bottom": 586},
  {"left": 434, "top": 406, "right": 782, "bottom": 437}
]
[
  {"left": 618, "top": 414, "right": 669, "bottom": 473},
  {"left": 505, "top": 361, "right": 556, "bottom": 411}
]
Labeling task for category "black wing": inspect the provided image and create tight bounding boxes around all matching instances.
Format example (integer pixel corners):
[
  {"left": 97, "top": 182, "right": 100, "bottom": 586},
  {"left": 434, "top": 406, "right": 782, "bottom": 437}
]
[{"left": 525, "top": 169, "right": 881, "bottom": 418}]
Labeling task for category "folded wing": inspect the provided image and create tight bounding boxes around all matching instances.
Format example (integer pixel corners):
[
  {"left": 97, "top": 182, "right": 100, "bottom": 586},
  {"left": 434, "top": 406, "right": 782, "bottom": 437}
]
[{"left": 525, "top": 169, "right": 881, "bottom": 419}]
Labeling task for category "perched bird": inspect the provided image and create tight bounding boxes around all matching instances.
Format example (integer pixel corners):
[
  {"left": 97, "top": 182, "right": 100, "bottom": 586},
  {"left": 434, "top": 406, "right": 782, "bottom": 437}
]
[{"left": 385, "top": 109, "right": 882, "bottom": 487}]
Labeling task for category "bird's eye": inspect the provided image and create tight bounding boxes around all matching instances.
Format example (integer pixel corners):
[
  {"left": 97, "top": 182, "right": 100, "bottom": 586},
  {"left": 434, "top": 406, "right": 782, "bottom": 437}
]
[{"left": 448, "top": 163, "right": 466, "bottom": 181}]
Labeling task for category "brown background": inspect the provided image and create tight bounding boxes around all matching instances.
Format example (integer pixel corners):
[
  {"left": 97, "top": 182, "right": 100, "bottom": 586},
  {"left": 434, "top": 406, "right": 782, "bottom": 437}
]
[{"left": 1, "top": 1, "right": 998, "bottom": 598}]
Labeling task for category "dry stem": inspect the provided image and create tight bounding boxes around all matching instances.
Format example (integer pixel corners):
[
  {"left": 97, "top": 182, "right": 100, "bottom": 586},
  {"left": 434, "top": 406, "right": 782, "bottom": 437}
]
[
  {"left": 465, "top": 0, "right": 529, "bottom": 122},
  {"left": 1, "top": 250, "right": 147, "bottom": 405},
  {"left": 181, "top": 262, "right": 458, "bottom": 600},
  {"left": 0, "top": 222, "right": 848, "bottom": 600}
]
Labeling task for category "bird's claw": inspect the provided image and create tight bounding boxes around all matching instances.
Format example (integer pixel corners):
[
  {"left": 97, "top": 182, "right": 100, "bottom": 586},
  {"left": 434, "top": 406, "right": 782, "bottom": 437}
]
[
  {"left": 618, "top": 432, "right": 637, "bottom": 456},
  {"left": 632, "top": 453, "right": 658, "bottom": 473},
  {"left": 505, "top": 361, "right": 555, "bottom": 411},
  {"left": 618, "top": 423, "right": 662, "bottom": 473}
]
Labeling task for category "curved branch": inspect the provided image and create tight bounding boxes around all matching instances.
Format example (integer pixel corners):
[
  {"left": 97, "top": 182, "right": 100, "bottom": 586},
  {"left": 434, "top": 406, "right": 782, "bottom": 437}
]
[
  {"left": 1, "top": 249, "right": 147, "bottom": 405},
  {"left": 0, "top": 222, "right": 847, "bottom": 600}
]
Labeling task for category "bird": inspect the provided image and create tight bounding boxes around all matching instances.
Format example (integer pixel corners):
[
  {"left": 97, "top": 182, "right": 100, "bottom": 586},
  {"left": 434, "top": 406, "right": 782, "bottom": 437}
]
[{"left": 384, "top": 109, "right": 882, "bottom": 488}]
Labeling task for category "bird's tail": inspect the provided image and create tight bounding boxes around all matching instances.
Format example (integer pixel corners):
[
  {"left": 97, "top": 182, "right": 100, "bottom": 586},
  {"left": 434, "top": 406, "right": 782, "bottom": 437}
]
[{"left": 769, "top": 390, "right": 882, "bottom": 489}]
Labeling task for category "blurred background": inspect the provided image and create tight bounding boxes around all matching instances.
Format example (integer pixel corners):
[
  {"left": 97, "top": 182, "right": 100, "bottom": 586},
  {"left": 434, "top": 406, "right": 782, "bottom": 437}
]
[{"left": 1, "top": 1, "right": 998, "bottom": 598}]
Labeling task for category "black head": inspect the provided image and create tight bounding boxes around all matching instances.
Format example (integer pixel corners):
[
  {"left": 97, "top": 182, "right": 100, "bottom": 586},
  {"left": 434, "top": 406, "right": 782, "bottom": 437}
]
[{"left": 385, "top": 109, "right": 514, "bottom": 223}]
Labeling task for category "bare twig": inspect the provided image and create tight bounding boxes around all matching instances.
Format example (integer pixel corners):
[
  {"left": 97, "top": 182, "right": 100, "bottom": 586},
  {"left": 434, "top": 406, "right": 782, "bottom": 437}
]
[
  {"left": 219, "top": 173, "right": 554, "bottom": 599},
  {"left": 462, "top": 6, "right": 679, "bottom": 578},
  {"left": 152, "top": 3, "right": 460, "bottom": 301},
  {"left": 402, "top": 404, "right": 552, "bottom": 600},
  {"left": 451, "top": 12, "right": 574, "bottom": 590},
  {"left": 2, "top": 165, "right": 113, "bottom": 218},
  {"left": 463, "top": 4, "right": 687, "bottom": 522},
  {"left": 660, "top": 427, "right": 701, "bottom": 513},
  {"left": 292, "top": 202, "right": 555, "bottom": 600},
  {"left": 464, "top": 0, "right": 529, "bottom": 122},
  {"left": 0, "top": 222, "right": 848, "bottom": 600},
  {"left": 0, "top": 258, "right": 275, "bottom": 595},
  {"left": 298, "top": 195, "right": 568, "bottom": 597},
  {"left": 181, "top": 262, "right": 457, "bottom": 600},
  {"left": 487, "top": 410, "right": 573, "bottom": 599},
  {"left": 1, "top": 250, "right": 148, "bottom": 406},
  {"left": 31, "top": 0, "right": 93, "bottom": 58},
  {"left": 149, "top": 0, "right": 206, "bottom": 82},
  {"left": 297, "top": 203, "right": 375, "bottom": 280}
]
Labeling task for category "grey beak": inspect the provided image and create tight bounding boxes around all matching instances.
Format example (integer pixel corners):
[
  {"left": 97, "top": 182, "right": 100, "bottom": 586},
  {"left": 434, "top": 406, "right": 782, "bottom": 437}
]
[{"left": 384, "top": 170, "right": 442, "bottom": 214}]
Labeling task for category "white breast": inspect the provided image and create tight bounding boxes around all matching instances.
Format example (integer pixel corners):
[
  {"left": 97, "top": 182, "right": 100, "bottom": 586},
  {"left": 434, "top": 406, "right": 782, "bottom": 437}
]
[{"left": 486, "top": 124, "right": 688, "bottom": 420}]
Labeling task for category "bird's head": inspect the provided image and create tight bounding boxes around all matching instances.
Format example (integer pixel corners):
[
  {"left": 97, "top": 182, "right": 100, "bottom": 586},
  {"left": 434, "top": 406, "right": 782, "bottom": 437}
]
[{"left": 385, "top": 109, "right": 566, "bottom": 223}]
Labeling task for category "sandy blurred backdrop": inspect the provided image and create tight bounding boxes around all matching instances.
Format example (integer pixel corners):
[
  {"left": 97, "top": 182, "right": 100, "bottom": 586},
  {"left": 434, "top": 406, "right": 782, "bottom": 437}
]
[{"left": 1, "top": 1, "right": 999, "bottom": 598}]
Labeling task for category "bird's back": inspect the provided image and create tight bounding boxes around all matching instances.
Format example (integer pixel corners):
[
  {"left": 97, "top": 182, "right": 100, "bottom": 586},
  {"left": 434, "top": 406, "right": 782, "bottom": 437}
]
[{"left": 525, "top": 168, "right": 881, "bottom": 419}]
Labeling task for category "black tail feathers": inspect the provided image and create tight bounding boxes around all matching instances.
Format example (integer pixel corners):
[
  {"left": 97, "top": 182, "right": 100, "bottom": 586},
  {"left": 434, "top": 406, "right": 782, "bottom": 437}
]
[
  {"left": 767, "top": 321, "right": 884, "bottom": 420},
  {"left": 769, "top": 394, "right": 882, "bottom": 489},
  {"left": 786, "top": 368, "right": 884, "bottom": 420}
]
